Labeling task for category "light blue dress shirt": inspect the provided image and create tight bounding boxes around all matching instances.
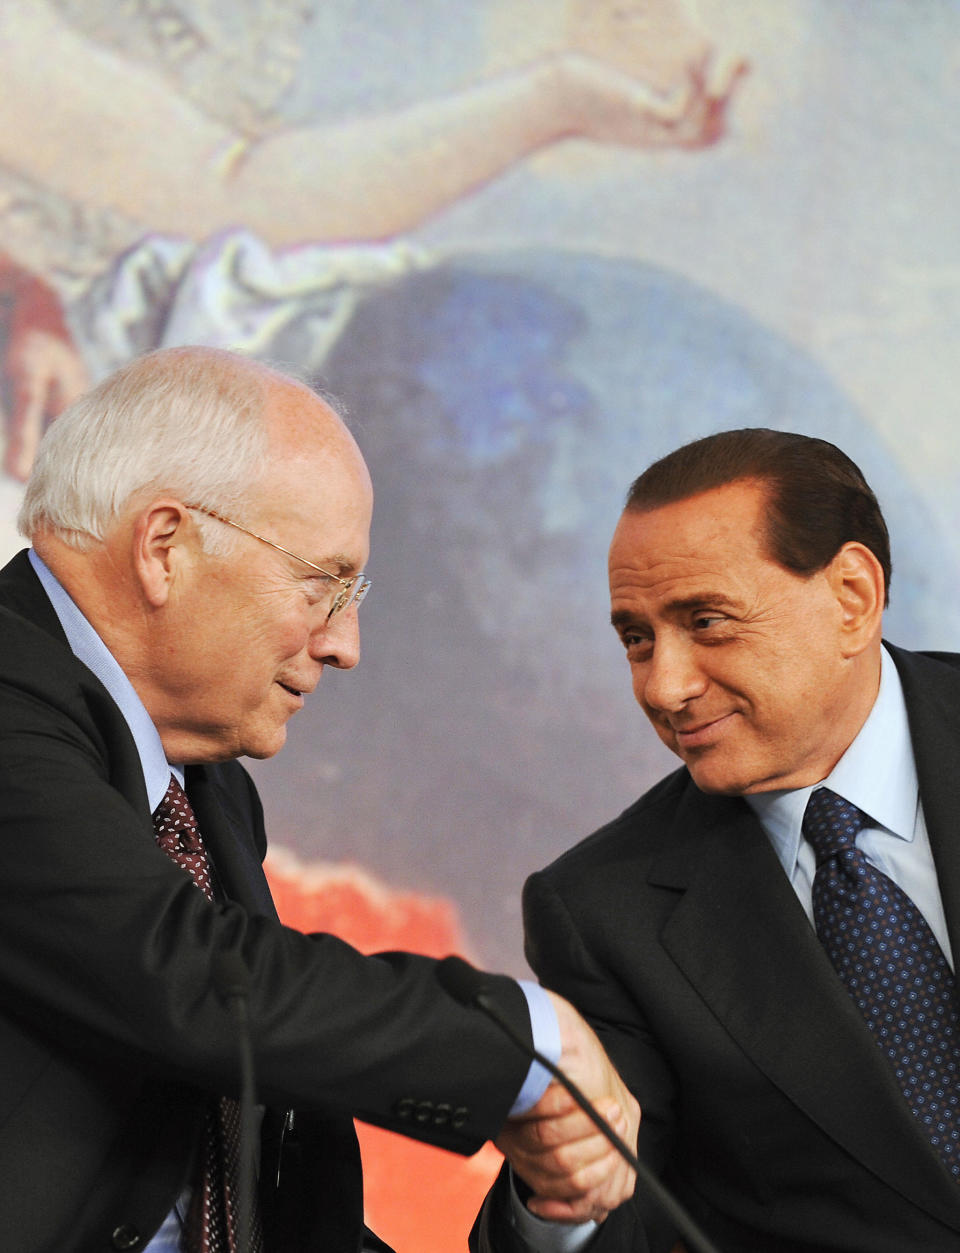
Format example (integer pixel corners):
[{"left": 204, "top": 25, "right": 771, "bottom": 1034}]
[
  {"left": 28, "top": 551, "right": 557, "bottom": 1250},
  {"left": 746, "top": 644, "right": 952, "bottom": 966}
]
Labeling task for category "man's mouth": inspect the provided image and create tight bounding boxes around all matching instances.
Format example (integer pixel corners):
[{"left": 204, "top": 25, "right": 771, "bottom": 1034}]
[
  {"left": 672, "top": 712, "right": 736, "bottom": 749},
  {"left": 278, "top": 682, "right": 303, "bottom": 698}
]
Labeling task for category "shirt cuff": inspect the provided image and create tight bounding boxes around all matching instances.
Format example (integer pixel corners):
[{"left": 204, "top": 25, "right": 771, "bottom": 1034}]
[
  {"left": 509, "top": 980, "right": 561, "bottom": 1116},
  {"left": 509, "top": 1169, "right": 598, "bottom": 1251}
]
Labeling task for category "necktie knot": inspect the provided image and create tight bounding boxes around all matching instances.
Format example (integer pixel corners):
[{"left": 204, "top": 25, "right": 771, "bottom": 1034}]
[{"left": 802, "top": 787, "right": 868, "bottom": 865}]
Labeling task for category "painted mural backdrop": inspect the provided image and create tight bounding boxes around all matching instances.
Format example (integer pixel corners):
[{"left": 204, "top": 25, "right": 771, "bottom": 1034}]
[{"left": 2, "top": 2, "right": 958, "bottom": 1247}]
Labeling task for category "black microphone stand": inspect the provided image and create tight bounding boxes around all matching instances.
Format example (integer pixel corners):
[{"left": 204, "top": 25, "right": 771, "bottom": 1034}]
[
  {"left": 437, "top": 956, "right": 722, "bottom": 1253},
  {"left": 214, "top": 952, "right": 256, "bottom": 1253}
]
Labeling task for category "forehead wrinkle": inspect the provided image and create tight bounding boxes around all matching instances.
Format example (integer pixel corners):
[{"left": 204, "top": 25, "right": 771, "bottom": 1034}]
[{"left": 612, "top": 550, "right": 744, "bottom": 604}]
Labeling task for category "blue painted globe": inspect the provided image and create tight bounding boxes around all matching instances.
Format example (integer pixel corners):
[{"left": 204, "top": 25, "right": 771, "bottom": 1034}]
[{"left": 254, "top": 249, "right": 955, "bottom": 971}]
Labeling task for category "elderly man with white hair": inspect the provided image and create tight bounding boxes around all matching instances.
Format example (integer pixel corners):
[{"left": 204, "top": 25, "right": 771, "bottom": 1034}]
[{"left": 0, "top": 346, "right": 637, "bottom": 1253}]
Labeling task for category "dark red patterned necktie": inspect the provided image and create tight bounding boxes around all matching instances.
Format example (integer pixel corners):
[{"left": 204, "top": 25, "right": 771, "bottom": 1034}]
[
  {"left": 153, "top": 775, "right": 264, "bottom": 1251},
  {"left": 804, "top": 786, "right": 960, "bottom": 1178}
]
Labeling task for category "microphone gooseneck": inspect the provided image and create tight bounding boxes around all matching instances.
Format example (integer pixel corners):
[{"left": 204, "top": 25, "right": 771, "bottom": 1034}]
[
  {"left": 213, "top": 951, "right": 256, "bottom": 1253},
  {"left": 436, "top": 955, "right": 722, "bottom": 1253}
]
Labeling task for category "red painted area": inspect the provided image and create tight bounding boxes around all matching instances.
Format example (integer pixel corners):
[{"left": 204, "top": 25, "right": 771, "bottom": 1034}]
[{"left": 265, "top": 848, "right": 502, "bottom": 1251}]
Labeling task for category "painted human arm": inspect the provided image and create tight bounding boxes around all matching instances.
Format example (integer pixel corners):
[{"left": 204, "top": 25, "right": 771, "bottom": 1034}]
[
  {"left": 0, "top": 252, "right": 88, "bottom": 480},
  {"left": 0, "top": 1, "right": 743, "bottom": 248}
]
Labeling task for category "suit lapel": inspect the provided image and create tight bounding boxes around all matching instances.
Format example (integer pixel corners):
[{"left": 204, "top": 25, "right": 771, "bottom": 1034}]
[
  {"left": 185, "top": 763, "right": 277, "bottom": 920},
  {"left": 651, "top": 781, "right": 960, "bottom": 1231},
  {"left": 890, "top": 645, "right": 960, "bottom": 962}
]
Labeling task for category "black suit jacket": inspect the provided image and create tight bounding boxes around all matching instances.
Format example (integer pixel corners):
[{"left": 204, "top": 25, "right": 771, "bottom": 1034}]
[
  {"left": 476, "top": 645, "right": 960, "bottom": 1252},
  {"left": 0, "top": 551, "right": 533, "bottom": 1252}
]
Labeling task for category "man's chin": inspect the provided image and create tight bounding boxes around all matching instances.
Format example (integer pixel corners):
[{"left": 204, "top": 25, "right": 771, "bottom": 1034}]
[
  {"left": 687, "top": 758, "right": 797, "bottom": 797},
  {"left": 689, "top": 775, "right": 746, "bottom": 797},
  {"left": 683, "top": 754, "right": 753, "bottom": 797},
  {"left": 239, "top": 725, "right": 289, "bottom": 761}
]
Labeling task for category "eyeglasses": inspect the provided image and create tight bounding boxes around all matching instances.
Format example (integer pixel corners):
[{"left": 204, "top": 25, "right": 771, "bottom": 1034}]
[{"left": 187, "top": 506, "right": 371, "bottom": 620}]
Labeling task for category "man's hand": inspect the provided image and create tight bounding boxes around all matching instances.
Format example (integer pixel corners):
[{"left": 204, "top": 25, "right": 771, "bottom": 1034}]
[{"left": 496, "top": 991, "right": 640, "bottom": 1225}]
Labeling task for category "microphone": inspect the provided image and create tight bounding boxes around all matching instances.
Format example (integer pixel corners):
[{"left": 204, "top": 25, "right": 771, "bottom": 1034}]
[
  {"left": 436, "top": 956, "right": 722, "bottom": 1253},
  {"left": 213, "top": 951, "right": 256, "bottom": 1253}
]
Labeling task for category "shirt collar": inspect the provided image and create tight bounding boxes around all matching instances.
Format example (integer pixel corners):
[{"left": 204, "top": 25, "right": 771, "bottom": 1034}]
[
  {"left": 746, "top": 645, "right": 919, "bottom": 875},
  {"left": 28, "top": 549, "right": 179, "bottom": 810}
]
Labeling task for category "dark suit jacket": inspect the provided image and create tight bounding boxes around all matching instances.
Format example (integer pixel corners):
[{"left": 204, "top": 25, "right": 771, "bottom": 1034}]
[
  {"left": 0, "top": 551, "right": 533, "bottom": 1252},
  {"left": 475, "top": 645, "right": 960, "bottom": 1252}
]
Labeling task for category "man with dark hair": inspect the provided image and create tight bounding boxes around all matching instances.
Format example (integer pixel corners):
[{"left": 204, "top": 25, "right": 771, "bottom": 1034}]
[{"left": 476, "top": 428, "right": 960, "bottom": 1251}]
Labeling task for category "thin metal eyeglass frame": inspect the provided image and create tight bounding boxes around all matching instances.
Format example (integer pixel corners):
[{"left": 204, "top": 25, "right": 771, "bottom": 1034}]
[{"left": 186, "top": 505, "right": 371, "bottom": 620}]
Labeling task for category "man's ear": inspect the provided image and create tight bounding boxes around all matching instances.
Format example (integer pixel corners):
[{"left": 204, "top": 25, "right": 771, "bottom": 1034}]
[
  {"left": 827, "top": 541, "right": 885, "bottom": 658},
  {"left": 131, "top": 499, "right": 197, "bottom": 608}
]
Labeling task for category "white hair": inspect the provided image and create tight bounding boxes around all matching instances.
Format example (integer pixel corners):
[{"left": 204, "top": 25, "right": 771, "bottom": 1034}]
[{"left": 18, "top": 347, "right": 284, "bottom": 552}]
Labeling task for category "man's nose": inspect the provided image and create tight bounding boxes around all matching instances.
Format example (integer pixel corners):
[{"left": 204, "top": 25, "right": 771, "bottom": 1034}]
[
  {"left": 639, "top": 635, "right": 707, "bottom": 712},
  {"left": 311, "top": 605, "right": 361, "bottom": 670}
]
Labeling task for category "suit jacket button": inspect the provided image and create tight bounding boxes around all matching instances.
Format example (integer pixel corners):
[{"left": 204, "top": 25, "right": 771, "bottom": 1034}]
[
  {"left": 393, "top": 1097, "right": 415, "bottom": 1120},
  {"left": 452, "top": 1106, "right": 469, "bottom": 1128},
  {"left": 111, "top": 1225, "right": 142, "bottom": 1250},
  {"left": 433, "top": 1102, "right": 452, "bottom": 1126},
  {"left": 414, "top": 1100, "right": 434, "bottom": 1124}
]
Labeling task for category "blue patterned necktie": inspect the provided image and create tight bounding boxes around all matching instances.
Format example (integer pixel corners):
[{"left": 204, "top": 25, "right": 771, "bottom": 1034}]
[{"left": 803, "top": 786, "right": 960, "bottom": 1177}]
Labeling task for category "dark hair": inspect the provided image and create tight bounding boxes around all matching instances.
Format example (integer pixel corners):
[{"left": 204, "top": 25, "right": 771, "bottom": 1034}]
[{"left": 625, "top": 428, "right": 891, "bottom": 604}]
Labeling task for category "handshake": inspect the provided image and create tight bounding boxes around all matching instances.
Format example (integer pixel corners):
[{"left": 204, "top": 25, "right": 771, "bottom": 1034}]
[{"left": 498, "top": 990, "right": 640, "bottom": 1225}]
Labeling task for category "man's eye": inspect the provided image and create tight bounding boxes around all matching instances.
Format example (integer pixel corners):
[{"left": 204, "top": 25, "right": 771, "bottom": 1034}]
[
  {"left": 303, "top": 574, "right": 334, "bottom": 601},
  {"left": 693, "top": 614, "right": 726, "bottom": 631}
]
